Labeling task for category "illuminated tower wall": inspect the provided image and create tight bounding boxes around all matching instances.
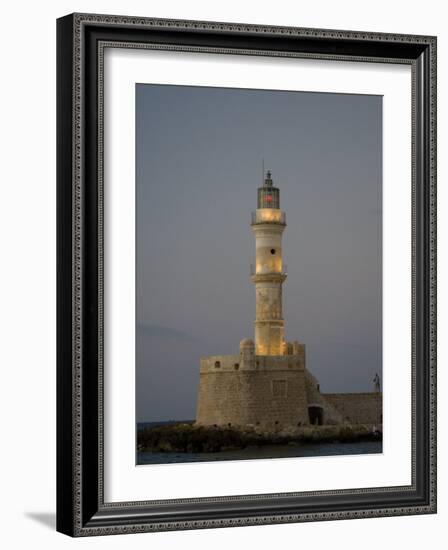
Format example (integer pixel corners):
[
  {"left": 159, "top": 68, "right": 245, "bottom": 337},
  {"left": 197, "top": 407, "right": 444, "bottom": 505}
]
[{"left": 251, "top": 170, "right": 287, "bottom": 355}]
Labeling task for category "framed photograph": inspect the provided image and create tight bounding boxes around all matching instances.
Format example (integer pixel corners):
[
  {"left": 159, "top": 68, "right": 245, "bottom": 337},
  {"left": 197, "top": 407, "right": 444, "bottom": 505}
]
[{"left": 57, "top": 13, "right": 437, "bottom": 536}]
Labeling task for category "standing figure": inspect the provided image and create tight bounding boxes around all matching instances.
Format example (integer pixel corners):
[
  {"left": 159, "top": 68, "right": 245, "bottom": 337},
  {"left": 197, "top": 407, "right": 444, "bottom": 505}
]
[{"left": 373, "top": 373, "right": 381, "bottom": 392}]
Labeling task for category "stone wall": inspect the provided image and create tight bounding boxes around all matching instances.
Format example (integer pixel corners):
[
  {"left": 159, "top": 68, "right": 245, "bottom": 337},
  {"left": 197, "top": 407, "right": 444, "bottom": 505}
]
[
  {"left": 323, "top": 392, "right": 382, "bottom": 425},
  {"left": 196, "top": 353, "right": 309, "bottom": 430}
]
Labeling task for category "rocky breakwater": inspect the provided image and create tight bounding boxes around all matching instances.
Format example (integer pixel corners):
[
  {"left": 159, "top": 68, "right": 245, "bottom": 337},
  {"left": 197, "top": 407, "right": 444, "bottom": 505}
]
[{"left": 137, "top": 423, "right": 382, "bottom": 453}]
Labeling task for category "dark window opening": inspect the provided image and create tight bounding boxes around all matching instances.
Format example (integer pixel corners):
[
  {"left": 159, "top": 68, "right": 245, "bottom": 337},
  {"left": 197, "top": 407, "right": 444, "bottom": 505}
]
[
  {"left": 214, "top": 361, "right": 221, "bottom": 368},
  {"left": 270, "top": 249, "right": 276, "bottom": 255}
]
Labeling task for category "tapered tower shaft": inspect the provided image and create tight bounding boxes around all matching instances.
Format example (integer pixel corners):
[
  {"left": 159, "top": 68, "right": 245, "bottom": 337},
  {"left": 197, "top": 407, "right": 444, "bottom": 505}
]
[{"left": 251, "top": 170, "right": 287, "bottom": 355}]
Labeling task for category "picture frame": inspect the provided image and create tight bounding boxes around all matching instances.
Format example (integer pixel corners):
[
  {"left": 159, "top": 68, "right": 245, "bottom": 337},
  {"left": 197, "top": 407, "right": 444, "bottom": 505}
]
[{"left": 56, "top": 13, "right": 437, "bottom": 536}]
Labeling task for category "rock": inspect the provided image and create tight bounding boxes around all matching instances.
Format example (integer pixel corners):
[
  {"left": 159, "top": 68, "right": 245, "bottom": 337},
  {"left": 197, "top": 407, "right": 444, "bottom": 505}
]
[{"left": 137, "top": 422, "right": 381, "bottom": 453}]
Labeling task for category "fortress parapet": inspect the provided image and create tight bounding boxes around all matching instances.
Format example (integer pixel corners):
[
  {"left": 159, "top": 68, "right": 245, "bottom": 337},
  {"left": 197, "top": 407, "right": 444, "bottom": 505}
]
[{"left": 199, "top": 351, "right": 305, "bottom": 374}]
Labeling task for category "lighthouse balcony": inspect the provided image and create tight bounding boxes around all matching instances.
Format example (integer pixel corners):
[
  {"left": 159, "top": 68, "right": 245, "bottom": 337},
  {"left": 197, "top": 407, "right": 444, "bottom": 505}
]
[
  {"left": 251, "top": 263, "right": 287, "bottom": 277},
  {"left": 251, "top": 210, "right": 286, "bottom": 225}
]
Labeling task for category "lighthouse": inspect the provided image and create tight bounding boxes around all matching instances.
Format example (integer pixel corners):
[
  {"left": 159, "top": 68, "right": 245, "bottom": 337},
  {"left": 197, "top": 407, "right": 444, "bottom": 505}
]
[
  {"left": 195, "top": 168, "right": 382, "bottom": 431},
  {"left": 251, "top": 170, "right": 287, "bottom": 355}
]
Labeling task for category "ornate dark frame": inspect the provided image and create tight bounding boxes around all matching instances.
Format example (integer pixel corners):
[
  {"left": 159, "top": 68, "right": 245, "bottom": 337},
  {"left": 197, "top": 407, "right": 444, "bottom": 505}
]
[{"left": 56, "top": 13, "right": 437, "bottom": 537}]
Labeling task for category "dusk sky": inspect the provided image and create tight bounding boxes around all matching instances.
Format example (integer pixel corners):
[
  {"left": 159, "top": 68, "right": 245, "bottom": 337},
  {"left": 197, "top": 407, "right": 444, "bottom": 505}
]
[{"left": 136, "top": 84, "right": 382, "bottom": 423}]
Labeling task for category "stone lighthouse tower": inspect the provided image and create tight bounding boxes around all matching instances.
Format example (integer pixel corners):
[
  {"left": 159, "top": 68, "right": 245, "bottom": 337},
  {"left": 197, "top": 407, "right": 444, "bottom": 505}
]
[{"left": 251, "top": 170, "right": 287, "bottom": 356}]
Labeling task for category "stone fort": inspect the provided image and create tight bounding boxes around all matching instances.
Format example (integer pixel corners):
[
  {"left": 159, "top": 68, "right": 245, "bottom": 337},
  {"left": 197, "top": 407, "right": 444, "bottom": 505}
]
[{"left": 196, "top": 171, "right": 381, "bottom": 431}]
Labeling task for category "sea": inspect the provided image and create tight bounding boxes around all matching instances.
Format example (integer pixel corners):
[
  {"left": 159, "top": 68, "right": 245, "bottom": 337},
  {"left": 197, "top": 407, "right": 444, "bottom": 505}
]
[{"left": 136, "top": 422, "right": 382, "bottom": 466}]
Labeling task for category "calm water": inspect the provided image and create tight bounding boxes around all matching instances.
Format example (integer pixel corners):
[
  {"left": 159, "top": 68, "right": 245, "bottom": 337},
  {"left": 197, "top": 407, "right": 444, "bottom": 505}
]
[{"left": 137, "top": 440, "right": 382, "bottom": 465}]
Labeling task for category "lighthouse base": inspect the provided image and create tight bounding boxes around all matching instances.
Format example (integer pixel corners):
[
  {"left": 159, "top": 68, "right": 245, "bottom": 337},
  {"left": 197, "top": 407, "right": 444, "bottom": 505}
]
[
  {"left": 195, "top": 351, "right": 382, "bottom": 430},
  {"left": 196, "top": 354, "right": 309, "bottom": 430}
]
